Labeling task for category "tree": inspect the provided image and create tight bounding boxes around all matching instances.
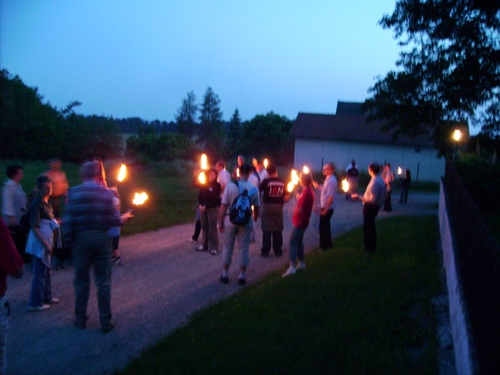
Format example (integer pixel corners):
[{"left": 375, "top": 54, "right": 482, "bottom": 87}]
[
  {"left": 225, "top": 108, "right": 242, "bottom": 157},
  {"left": 199, "top": 87, "right": 225, "bottom": 159},
  {"left": 365, "top": 0, "right": 500, "bottom": 141},
  {"left": 175, "top": 91, "right": 197, "bottom": 138},
  {"left": 238, "top": 112, "right": 294, "bottom": 165}
]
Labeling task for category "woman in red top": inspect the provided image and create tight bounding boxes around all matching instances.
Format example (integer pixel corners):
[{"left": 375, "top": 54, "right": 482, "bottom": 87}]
[{"left": 283, "top": 173, "right": 314, "bottom": 277}]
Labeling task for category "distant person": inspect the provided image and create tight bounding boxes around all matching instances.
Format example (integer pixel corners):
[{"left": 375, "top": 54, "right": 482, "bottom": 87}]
[
  {"left": 252, "top": 158, "right": 269, "bottom": 183},
  {"left": 382, "top": 163, "right": 395, "bottom": 212},
  {"left": 44, "top": 158, "right": 68, "bottom": 219},
  {"left": 62, "top": 161, "right": 132, "bottom": 332},
  {"left": 313, "top": 162, "right": 337, "bottom": 250},
  {"left": 345, "top": 159, "right": 359, "bottom": 200},
  {"left": 217, "top": 164, "right": 260, "bottom": 285},
  {"left": 196, "top": 168, "right": 221, "bottom": 255},
  {"left": 108, "top": 185, "right": 124, "bottom": 265},
  {"left": 215, "top": 160, "right": 231, "bottom": 196},
  {"left": 0, "top": 217, "right": 24, "bottom": 375},
  {"left": 259, "top": 165, "right": 289, "bottom": 257},
  {"left": 399, "top": 169, "right": 412, "bottom": 204},
  {"left": 352, "top": 163, "right": 386, "bottom": 253},
  {"left": 25, "top": 175, "right": 60, "bottom": 312},
  {"left": 189, "top": 168, "right": 203, "bottom": 243},
  {"left": 2, "top": 165, "right": 28, "bottom": 262},
  {"left": 283, "top": 173, "right": 314, "bottom": 277},
  {"left": 232, "top": 155, "right": 245, "bottom": 180}
]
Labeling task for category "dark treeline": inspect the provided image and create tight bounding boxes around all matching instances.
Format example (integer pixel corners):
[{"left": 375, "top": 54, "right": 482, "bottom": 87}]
[{"left": 1, "top": 70, "right": 294, "bottom": 165}]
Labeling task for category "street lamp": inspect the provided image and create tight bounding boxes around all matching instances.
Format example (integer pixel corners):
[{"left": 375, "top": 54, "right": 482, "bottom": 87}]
[{"left": 453, "top": 129, "right": 462, "bottom": 161}]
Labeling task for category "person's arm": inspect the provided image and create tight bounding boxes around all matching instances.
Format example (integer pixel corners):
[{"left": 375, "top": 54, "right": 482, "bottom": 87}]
[{"left": 217, "top": 204, "right": 227, "bottom": 232}]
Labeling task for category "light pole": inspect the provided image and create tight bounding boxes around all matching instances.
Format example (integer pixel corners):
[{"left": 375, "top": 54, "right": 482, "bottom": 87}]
[{"left": 453, "top": 129, "right": 462, "bottom": 161}]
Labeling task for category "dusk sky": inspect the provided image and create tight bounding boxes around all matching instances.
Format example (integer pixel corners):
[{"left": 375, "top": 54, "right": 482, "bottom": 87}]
[{"left": 1, "top": 0, "right": 402, "bottom": 123}]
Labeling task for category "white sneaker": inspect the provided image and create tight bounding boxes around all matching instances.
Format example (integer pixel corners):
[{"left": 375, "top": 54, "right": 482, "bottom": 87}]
[
  {"left": 27, "top": 304, "right": 50, "bottom": 312},
  {"left": 282, "top": 266, "right": 296, "bottom": 277},
  {"left": 297, "top": 262, "right": 306, "bottom": 270},
  {"left": 196, "top": 244, "right": 206, "bottom": 251}
]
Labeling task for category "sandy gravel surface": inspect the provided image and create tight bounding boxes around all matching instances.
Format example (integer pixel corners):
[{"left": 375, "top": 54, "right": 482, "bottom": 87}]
[{"left": 5, "top": 192, "right": 439, "bottom": 375}]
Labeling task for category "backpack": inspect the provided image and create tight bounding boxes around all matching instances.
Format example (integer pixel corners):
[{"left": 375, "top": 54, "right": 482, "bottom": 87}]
[{"left": 229, "top": 182, "right": 252, "bottom": 226}]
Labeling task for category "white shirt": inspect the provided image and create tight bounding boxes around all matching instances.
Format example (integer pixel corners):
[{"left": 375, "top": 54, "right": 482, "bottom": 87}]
[{"left": 320, "top": 175, "right": 338, "bottom": 209}]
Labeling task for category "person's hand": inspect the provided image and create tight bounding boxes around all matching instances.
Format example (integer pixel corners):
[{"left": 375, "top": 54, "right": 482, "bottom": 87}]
[
  {"left": 351, "top": 193, "right": 359, "bottom": 201},
  {"left": 121, "top": 211, "right": 134, "bottom": 223},
  {"left": 217, "top": 222, "right": 224, "bottom": 233},
  {"left": 45, "top": 243, "right": 53, "bottom": 255}
]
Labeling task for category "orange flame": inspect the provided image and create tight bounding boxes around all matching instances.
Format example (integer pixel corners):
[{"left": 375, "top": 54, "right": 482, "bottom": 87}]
[
  {"left": 263, "top": 158, "right": 269, "bottom": 169},
  {"left": 201, "top": 154, "right": 208, "bottom": 170},
  {"left": 117, "top": 164, "right": 127, "bottom": 182},
  {"left": 302, "top": 165, "right": 310, "bottom": 174},
  {"left": 341, "top": 178, "right": 349, "bottom": 193},
  {"left": 132, "top": 192, "right": 149, "bottom": 206},
  {"left": 198, "top": 171, "right": 206, "bottom": 184}
]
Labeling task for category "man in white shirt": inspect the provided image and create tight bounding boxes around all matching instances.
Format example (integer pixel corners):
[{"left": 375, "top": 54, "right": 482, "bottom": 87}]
[
  {"left": 215, "top": 160, "right": 231, "bottom": 195},
  {"left": 217, "top": 164, "right": 260, "bottom": 286},
  {"left": 313, "top": 162, "right": 337, "bottom": 250}
]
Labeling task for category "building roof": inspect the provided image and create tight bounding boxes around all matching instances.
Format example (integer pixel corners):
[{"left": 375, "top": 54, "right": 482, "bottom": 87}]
[{"left": 290, "top": 101, "right": 435, "bottom": 148}]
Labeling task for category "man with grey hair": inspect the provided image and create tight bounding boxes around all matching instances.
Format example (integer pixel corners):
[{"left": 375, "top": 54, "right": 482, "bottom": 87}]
[{"left": 62, "top": 161, "right": 131, "bottom": 332}]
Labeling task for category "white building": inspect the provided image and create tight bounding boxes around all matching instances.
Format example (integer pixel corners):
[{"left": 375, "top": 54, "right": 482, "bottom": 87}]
[{"left": 290, "top": 101, "right": 451, "bottom": 182}]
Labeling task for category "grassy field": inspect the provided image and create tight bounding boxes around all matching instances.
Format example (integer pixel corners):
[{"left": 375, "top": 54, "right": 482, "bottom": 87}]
[
  {"left": 119, "top": 216, "right": 442, "bottom": 375},
  {"left": 0, "top": 160, "right": 198, "bottom": 236}
]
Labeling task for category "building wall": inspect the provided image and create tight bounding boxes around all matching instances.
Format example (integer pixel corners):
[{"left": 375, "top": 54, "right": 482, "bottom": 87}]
[{"left": 293, "top": 138, "right": 445, "bottom": 182}]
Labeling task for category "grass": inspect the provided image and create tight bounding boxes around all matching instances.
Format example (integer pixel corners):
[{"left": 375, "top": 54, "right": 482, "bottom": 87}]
[
  {"left": 118, "top": 216, "right": 442, "bottom": 375},
  {"left": 0, "top": 160, "right": 198, "bottom": 236}
]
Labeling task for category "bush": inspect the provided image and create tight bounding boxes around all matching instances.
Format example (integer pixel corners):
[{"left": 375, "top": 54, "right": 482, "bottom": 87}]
[{"left": 454, "top": 154, "right": 500, "bottom": 214}]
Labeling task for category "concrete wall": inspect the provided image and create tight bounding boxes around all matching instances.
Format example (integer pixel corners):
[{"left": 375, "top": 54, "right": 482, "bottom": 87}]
[
  {"left": 294, "top": 139, "right": 445, "bottom": 182},
  {"left": 439, "top": 181, "right": 477, "bottom": 375}
]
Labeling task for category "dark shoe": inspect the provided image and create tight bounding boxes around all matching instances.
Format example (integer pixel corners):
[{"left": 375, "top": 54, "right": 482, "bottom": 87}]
[
  {"left": 74, "top": 318, "right": 87, "bottom": 330},
  {"left": 238, "top": 278, "right": 246, "bottom": 286},
  {"left": 219, "top": 275, "right": 229, "bottom": 284},
  {"left": 102, "top": 322, "right": 115, "bottom": 333}
]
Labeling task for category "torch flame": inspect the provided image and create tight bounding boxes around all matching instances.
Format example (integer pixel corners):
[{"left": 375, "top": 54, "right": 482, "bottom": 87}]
[
  {"left": 132, "top": 192, "right": 149, "bottom": 206},
  {"left": 263, "top": 158, "right": 269, "bottom": 169},
  {"left": 287, "top": 181, "right": 295, "bottom": 193},
  {"left": 397, "top": 167, "right": 402, "bottom": 175},
  {"left": 201, "top": 154, "right": 208, "bottom": 170},
  {"left": 302, "top": 165, "right": 310, "bottom": 174},
  {"left": 341, "top": 178, "right": 349, "bottom": 193},
  {"left": 291, "top": 169, "right": 299, "bottom": 185},
  {"left": 198, "top": 171, "right": 206, "bottom": 184},
  {"left": 117, "top": 164, "right": 127, "bottom": 182}
]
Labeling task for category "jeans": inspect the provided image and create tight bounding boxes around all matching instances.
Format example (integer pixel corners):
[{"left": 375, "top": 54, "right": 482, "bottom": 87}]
[
  {"left": 222, "top": 220, "right": 252, "bottom": 268},
  {"left": 0, "top": 297, "right": 9, "bottom": 375},
  {"left": 319, "top": 209, "right": 334, "bottom": 249},
  {"left": 289, "top": 226, "right": 306, "bottom": 263},
  {"left": 28, "top": 256, "right": 52, "bottom": 307},
  {"left": 72, "top": 231, "right": 112, "bottom": 327},
  {"left": 363, "top": 204, "right": 380, "bottom": 253},
  {"left": 262, "top": 231, "right": 283, "bottom": 255}
]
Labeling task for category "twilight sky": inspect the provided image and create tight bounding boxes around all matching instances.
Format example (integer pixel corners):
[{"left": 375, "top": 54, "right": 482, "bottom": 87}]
[{"left": 1, "top": 0, "right": 401, "bottom": 122}]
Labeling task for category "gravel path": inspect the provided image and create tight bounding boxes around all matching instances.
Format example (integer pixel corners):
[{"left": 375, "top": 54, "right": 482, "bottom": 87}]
[{"left": 6, "top": 192, "right": 441, "bottom": 375}]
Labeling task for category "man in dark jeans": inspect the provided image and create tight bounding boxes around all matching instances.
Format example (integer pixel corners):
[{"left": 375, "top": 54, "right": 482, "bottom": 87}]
[
  {"left": 313, "top": 162, "right": 337, "bottom": 250},
  {"left": 352, "top": 163, "right": 386, "bottom": 253}
]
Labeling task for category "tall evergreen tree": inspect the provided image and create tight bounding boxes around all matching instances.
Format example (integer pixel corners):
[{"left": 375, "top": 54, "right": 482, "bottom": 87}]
[
  {"left": 175, "top": 91, "right": 197, "bottom": 138},
  {"left": 226, "top": 108, "right": 242, "bottom": 155},
  {"left": 199, "top": 87, "right": 224, "bottom": 158}
]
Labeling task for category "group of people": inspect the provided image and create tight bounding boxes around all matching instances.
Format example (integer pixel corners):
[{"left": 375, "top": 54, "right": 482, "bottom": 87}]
[
  {"left": 1, "top": 160, "right": 133, "bottom": 341},
  {"left": 191, "top": 157, "right": 415, "bottom": 282}
]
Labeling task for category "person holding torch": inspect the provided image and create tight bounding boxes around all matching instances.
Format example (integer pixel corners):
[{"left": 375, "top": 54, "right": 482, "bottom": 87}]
[
  {"left": 313, "top": 162, "right": 337, "bottom": 250},
  {"left": 351, "top": 163, "right": 386, "bottom": 254},
  {"left": 62, "top": 161, "right": 133, "bottom": 332}
]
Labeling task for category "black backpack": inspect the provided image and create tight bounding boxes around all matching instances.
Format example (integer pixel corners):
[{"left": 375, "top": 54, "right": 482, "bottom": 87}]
[{"left": 229, "top": 182, "right": 252, "bottom": 226}]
